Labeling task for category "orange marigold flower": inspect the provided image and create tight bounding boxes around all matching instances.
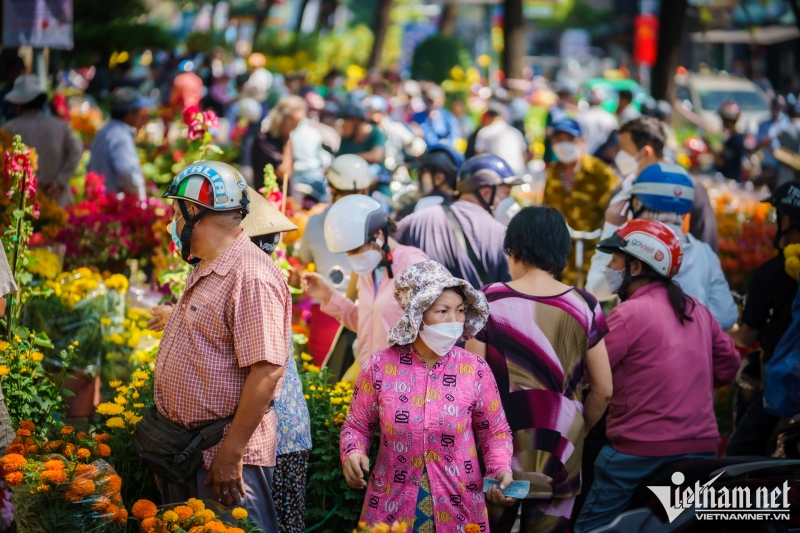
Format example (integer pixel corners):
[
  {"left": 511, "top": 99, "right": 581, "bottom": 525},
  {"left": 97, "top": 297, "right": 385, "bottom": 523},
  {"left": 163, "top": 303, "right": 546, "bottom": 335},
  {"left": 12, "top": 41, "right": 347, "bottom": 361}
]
[
  {"left": 70, "top": 477, "right": 96, "bottom": 496},
  {"left": 93, "top": 433, "right": 110, "bottom": 444},
  {"left": 44, "top": 440, "right": 63, "bottom": 451},
  {"left": 4, "top": 471, "right": 23, "bottom": 485},
  {"left": 62, "top": 443, "right": 76, "bottom": 455},
  {"left": 44, "top": 459, "right": 65, "bottom": 471},
  {"left": 75, "top": 463, "right": 98, "bottom": 478},
  {"left": 62, "top": 490, "right": 82, "bottom": 502},
  {"left": 5, "top": 444, "right": 26, "bottom": 456},
  {"left": 35, "top": 484, "right": 49, "bottom": 493},
  {"left": 41, "top": 469, "right": 67, "bottom": 484},
  {"left": 101, "top": 474, "right": 122, "bottom": 493},
  {"left": 142, "top": 517, "right": 167, "bottom": 533},
  {"left": 76, "top": 448, "right": 91, "bottom": 459},
  {"left": 60, "top": 425, "right": 75, "bottom": 435},
  {"left": 226, "top": 528, "right": 246, "bottom": 533},
  {"left": 92, "top": 496, "right": 110, "bottom": 512},
  {"left": 76, "top": 431, "right": 89, "bottom": 439},
  {"left": 110, "top": 492, "right": 122, "bottom": 504},
  {"left": 113, "top": 507, "right": 128, "bottom": 524},
  {"left": 24, "top": 438, "right": 35, "bottom": 446},
  {"left": 1, "top": 453, "right": 26, "bottom": 471},
  {"left": 18, "top": 421, "right": 35, "bottom": 431},
  {"left": 26, "top": 445, "right": 38, "bottom": 454},
  {"left": 131, "top": 499, "right": 158, "bottom": 520},
  {"left": 96, "top": 443, "right": 111, "bottom": 457},
  {"left": 464, "top": 525, "right": 481, "bottom": 533},
  {"left": 205, "top": 521, "right": 227, "bottom": 532},
  {"left": 174, "top": 505, "right": 194, "bottom": 520},
  {"left": 15, "top": 429, "right": 31, "bottom": 437},
  {"left": 104, "top": 504, "right": 119, "bottom": 517}
]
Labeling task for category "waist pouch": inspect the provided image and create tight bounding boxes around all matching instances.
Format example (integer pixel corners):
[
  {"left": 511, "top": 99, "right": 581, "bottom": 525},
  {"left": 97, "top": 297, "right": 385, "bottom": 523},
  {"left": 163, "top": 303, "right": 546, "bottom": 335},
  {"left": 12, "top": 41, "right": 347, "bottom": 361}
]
[{"left": 134, "top": 406, "right": 234, "bottom": 484}]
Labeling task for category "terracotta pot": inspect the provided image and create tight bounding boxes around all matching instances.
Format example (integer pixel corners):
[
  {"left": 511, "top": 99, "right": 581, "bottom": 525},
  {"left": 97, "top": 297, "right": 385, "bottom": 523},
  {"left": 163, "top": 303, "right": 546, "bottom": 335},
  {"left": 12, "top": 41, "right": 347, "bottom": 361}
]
[{"left": 64, "top": 370, "right": 101, "bottom": 419}]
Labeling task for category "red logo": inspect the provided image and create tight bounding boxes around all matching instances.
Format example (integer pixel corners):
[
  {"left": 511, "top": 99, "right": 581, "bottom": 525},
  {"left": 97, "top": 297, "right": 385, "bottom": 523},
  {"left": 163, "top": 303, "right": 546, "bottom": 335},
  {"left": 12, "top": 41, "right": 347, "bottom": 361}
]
[
  {"left": 674, "top": 187, "right": 682, "bottom": 197},
  {"left": 654, "top": 250, "right": 664, "bottom": 261}
]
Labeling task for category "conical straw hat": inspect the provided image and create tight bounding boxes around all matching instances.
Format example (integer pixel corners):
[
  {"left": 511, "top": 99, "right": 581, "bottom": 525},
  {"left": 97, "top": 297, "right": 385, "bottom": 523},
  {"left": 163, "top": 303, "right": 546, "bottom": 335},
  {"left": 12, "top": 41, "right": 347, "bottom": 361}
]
[{"left": 241, "top": 187, "right": 298, "bottom": 236}]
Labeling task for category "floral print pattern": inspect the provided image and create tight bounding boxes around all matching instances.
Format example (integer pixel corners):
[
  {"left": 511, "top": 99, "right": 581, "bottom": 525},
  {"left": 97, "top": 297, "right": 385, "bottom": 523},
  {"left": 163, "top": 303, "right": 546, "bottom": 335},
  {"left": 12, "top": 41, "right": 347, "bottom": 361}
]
[
  {"left": 388, "top": 260, "right": 489, "bottom": 346},
  {"left": 340, "top": 345, "right": 513, "bottom": 533},
  {"left": 274, "top": 355, "right": 312, "bottom": 455}
]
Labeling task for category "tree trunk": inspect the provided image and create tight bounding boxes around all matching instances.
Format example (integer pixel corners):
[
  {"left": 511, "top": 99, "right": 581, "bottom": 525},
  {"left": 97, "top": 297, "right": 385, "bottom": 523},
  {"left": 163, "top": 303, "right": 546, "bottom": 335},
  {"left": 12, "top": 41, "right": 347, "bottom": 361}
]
[
  {"left": 651, "top": 0, "right": 688, "bottom": 101},
  {"left": 317, "top": 0, "right": 337, "bottom": 31},
  {"left": 367, "top": 0, "right": 393, "bottom": 70},
  {"left": 439, "top": 2, "right": 459, "bottom": 36},
  {"left": 502, "top": 0, "right": 524, "bottom": 80},
  {"left": 252, "top": 0, "right": 276, "bottom": 48},
  {"left": 295, "top": 0, "right": 312, "bottom": 33},
  {"left": 790, "top": 0, "right": 800, "bottom": 73}
]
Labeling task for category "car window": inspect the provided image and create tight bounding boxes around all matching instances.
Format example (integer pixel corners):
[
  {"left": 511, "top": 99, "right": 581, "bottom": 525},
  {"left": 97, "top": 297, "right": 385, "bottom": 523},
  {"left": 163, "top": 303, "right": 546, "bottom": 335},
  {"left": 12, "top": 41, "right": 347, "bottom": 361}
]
[{"left": 697, "top": 89, "right": 770, "bottom": 112}]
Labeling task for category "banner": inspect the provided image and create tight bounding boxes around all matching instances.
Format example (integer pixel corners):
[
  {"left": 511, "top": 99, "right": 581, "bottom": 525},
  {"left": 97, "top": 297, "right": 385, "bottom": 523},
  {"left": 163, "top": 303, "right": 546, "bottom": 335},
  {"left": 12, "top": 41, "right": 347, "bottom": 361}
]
[
  {"left": 634, "top": 13, "right": 658, "bottom": 66},
  {"left": 3, "top": 0, "right": 73, "bottom": 50}
]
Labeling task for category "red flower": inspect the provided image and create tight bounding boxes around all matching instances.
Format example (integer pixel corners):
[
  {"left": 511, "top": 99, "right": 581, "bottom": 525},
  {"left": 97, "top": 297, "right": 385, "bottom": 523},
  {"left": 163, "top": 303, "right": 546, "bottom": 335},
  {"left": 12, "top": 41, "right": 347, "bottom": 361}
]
[
  {"left": 267, "top": 189, "right": 282, "bottom": 208},
  {"left": 11, "top": 154, "right": 29, "bottom": 173},
  {"left": 172, "top": 150, "right": 185, "bottom": 163},
  {"left": 182, "top": 105, "right": 200, "bottom": 127},
  {"left": 26, "top": 173, "right": 37, "bottom": 198},
  {"left": 32, "top": 201, "right": 40, "bottom": 219}
]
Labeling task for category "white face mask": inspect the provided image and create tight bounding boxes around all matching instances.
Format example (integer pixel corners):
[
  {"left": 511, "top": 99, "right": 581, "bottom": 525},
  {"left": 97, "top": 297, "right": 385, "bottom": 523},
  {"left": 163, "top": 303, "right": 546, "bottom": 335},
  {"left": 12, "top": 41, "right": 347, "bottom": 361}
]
[
  {"left": 604, "top": 266, "right": 625, "bottom": 295},
  {"left": 348, "top": 249, "right": 383, "bottom": 276},
  {"left": 494, "top": 196, "right": 521, "bottom": 226},
  {"left": 418, "top": 321, "right": 464, "bottom": 357},
  {"left": 552, "top": 141, "right": 580, "bottom": 164},
  {"left": 614, "top": 149, "right": 641, "bottom": 177}
]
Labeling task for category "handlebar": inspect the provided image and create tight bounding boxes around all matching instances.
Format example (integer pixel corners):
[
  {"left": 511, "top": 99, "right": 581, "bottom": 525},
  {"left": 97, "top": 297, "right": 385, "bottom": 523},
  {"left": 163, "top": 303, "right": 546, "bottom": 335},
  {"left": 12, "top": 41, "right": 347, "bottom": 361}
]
[{"left": 567, "top": 227, "right": 602, "bottom": 241}]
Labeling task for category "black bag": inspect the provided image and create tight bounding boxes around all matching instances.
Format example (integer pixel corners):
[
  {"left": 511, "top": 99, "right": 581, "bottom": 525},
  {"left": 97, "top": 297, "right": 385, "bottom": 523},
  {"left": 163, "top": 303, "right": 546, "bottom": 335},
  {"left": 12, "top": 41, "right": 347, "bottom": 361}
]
[{"left": 133, "top": 407, "right": 233, "bottom": 485}]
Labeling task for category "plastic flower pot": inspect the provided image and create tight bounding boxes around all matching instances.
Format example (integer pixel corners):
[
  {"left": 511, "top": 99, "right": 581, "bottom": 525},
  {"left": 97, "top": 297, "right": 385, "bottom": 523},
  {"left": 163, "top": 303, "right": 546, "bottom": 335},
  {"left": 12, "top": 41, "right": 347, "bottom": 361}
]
[{"left": 64, "top": 369, "right": 101, "bottom": 419}]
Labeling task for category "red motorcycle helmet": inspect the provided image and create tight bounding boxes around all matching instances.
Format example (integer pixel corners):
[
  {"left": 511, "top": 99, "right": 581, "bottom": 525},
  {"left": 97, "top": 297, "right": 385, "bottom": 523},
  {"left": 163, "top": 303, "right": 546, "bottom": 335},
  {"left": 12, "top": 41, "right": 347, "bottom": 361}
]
[{"left": 597, "top": 219, "right": 684, "bottom": 278}]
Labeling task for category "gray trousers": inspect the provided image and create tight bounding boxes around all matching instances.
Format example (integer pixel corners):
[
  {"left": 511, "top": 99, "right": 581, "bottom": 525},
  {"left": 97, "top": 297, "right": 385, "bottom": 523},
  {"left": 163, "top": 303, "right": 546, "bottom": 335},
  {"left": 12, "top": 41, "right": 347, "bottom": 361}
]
[{"left": 163, "top": 465, "right": 279, "bottom": 533}]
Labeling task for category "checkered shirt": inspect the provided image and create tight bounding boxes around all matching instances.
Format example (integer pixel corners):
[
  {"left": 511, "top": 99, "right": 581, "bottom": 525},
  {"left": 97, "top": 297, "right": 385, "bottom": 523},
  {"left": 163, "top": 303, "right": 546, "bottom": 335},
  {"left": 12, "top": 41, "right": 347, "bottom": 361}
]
[{"left": 155, "top": 230, "right": 291, "bottom": 469}]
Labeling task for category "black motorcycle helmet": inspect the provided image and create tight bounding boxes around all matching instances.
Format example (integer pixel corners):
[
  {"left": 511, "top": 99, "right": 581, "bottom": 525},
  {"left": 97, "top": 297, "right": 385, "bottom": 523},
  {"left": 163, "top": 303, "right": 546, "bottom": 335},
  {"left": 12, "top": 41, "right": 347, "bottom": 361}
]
[{"left": 764, "top": 179, "right": 800, "bottom": 248}]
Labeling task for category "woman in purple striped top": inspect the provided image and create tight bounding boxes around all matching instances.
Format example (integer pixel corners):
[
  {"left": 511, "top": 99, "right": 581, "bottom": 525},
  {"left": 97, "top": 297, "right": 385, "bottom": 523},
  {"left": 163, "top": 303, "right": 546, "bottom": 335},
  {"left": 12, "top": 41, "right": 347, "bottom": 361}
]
[{"left": 466, "top": 206, "right": 613, "bottom": 533}]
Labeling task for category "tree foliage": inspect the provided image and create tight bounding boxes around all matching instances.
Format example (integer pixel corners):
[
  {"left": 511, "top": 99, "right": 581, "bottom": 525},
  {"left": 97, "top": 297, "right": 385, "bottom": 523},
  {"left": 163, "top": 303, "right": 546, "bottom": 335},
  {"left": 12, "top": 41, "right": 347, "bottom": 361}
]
[{"left": 411, "top": 34, "right": 472, "bottom": 85}]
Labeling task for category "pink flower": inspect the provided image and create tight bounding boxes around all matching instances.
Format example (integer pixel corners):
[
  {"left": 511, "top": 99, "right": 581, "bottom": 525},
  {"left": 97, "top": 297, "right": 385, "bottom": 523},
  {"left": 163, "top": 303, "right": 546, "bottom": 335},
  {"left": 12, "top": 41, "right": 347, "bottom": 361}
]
[
  {"left": 182, "top": 105, "right": 200, "bottom": 127},
  {"left": 267, "top": 189, "right": 282, "bottom": 208},
  {"left": 26, "top": 174, "right": 37, "bottom": 198},
  {"left": 186, "top": 126, "right": 203, "bottom": 141},
  {"left": 202, "top": 110, "right": 219, "bottom": 129},
  {"left": 5, "top": 190, "right": 13, "bottom": 198},
  {"left": 31, "top": 201, "right": 40, "bottom": 219}
]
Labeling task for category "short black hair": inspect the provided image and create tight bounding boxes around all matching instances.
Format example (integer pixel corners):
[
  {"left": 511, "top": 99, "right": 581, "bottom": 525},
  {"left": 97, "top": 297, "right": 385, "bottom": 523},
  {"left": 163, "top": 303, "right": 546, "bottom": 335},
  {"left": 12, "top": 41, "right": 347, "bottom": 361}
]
[
  {"left": 503, "top": 206, "right": 570, "bottom": 276},
  {"left": 21, "top": 93, "right": 47, "bottom": 111},
  {"left": 618, "top": 89, "right": 634, "bottom": 102},
  {"left": 619, "top": 116, "right": 666, "bottom": 159},
  {"left": 110, "top": 107, "right": 132, "bottom": 121}
]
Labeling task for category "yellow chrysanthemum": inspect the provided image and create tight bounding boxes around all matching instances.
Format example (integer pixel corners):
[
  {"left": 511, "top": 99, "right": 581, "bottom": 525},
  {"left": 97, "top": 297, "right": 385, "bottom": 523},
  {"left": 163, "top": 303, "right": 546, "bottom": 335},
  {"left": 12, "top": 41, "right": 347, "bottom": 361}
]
[
  {"left": 30, "top": 351, "right": 44, "bottom": 362},
  {"left": 132, "top": 370, "right": 149, "bottom": 380},
  {"left": 100, "top": 318, "right": 112, "bottom": 326},
  {"left": 114, "top": 395, "right": 127, "bottom": 405},
  {"left": 96, "top": 402, "right": 125, "bottom": 416},
  {"left": 0, "top": 365, "right": 9, "bottom": 377},
  {"left": 106, "top": 417, "right": 125, "bottom": 429},
  {"left": 109, "top": 380, "right": 123, "bottom": 389},
  {"left": 0, "top": 341, "right": 10, "bottom": 351}
]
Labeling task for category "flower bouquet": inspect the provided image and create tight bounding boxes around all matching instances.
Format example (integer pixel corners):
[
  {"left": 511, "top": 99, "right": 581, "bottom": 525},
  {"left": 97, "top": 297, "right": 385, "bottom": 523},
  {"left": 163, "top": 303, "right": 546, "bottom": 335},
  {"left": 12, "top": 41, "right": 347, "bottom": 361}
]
[
  {"left": 1, "top": 422, "right": 127, "bottom": 532},
  {"left": 131, "top": 498, "right": 260, "bottom": 533}
]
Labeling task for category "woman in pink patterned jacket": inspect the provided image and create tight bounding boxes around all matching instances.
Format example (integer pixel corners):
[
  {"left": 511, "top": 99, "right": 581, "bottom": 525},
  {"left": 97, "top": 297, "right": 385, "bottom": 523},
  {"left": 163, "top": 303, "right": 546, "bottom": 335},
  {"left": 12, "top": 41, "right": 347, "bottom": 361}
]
[{"left": 340, "top": 260, "right": 515, "bottom": 533}]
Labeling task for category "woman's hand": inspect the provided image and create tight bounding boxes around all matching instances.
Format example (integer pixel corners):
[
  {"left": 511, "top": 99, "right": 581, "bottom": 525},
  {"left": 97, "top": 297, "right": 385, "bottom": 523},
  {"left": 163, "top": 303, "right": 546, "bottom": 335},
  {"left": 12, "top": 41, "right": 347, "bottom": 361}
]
[
  {"left": 486, "top": 471, "right": 516, "bottom": 506},
  {"left": 343, "top": 452, "right": 370, "bottom": 489},
  {"left": 301, "top": 272, "right": 334, "bottom": 303},
  {"left": 147, "top": 305, "right": 173, "bottom": 332}
]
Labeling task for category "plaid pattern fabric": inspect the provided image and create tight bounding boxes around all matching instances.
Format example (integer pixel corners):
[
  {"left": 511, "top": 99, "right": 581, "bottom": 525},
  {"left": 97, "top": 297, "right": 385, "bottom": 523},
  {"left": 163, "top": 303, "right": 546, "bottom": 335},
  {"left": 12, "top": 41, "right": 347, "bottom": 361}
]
[{"left": 155, "top": 230, "right": 291, "bottom": 468}]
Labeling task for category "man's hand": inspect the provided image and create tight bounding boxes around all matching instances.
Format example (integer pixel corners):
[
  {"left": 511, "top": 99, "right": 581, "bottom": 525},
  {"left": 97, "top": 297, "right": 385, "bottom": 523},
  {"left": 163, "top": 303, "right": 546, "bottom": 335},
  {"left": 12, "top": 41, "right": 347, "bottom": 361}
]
[
  {"left": 204, "top": 448, "right": 246, "bottom": 507},
  {"left": 343, "top": 452, "right": 369, "bottom": 489},
  {"left": 486, "top": 471, "right": 516, "bottom": 506},
  {"left": 147, "top": 305, "right": 173, "bottom": 332},
  {"left": 301, "top": 272, "right": 334, "bottom": 303},
  {"left": 605, "top": 198, "right": 630, "bottom": 226}
]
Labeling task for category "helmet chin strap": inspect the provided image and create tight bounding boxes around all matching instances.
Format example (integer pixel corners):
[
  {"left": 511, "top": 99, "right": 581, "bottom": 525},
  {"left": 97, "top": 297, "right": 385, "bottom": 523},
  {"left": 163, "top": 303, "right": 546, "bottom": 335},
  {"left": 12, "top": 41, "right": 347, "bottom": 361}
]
[
  {"left": 475, "top": 186, "right": 497, "bottom": 215},
  {"left": 177, "top": 200, "right": 212, "bottom": 265},
  {"left": 377, "top": 226, "right": 394, "bottom": 278}
]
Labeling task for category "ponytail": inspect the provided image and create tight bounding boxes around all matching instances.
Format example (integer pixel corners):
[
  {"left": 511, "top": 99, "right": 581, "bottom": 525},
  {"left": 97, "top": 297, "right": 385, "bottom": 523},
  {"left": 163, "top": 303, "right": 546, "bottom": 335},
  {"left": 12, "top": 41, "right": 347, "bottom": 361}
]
[{"left": 661, "top": 279, "right": 696, "bottom": 325}]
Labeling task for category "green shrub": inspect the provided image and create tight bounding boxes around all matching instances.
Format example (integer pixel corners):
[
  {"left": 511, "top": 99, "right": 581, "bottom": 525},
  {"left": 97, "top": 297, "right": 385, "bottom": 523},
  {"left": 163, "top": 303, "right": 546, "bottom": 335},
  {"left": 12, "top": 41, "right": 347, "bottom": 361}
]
[{"left": 411, "top": 34, "right": 472, "bottom": 85}]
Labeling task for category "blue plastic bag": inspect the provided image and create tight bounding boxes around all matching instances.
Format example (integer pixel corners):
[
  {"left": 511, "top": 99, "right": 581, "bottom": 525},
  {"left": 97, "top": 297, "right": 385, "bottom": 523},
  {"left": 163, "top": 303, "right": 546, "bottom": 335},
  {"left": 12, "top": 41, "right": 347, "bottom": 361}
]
[{"left": 763, "top": 289, "right": 800, "bottom": 418}]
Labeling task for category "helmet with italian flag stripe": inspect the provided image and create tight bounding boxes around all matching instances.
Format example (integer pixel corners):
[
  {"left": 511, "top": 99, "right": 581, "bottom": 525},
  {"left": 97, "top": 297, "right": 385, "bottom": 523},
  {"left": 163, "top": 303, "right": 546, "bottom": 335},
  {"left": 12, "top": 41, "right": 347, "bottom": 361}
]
[
  {"left": 163, "top": 161, "right": 250, "bottom": 214},
  {"left": 631, "top": 162, "right": 694, "bottom": 215}
]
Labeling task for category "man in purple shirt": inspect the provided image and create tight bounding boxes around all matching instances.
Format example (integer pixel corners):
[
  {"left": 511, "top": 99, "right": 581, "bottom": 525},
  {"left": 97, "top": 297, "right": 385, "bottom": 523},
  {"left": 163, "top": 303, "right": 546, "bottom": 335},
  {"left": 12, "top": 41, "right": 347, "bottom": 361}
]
[{"left": 395, "top": 155, "right": 511, "bottom": 289}]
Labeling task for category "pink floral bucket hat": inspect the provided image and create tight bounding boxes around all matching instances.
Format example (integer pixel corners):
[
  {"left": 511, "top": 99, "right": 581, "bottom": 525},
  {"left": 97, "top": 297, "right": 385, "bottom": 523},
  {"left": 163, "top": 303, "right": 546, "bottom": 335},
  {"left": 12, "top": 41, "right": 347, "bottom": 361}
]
[{"left": 387, "top": 260, "right": 489, "bottom": 346}]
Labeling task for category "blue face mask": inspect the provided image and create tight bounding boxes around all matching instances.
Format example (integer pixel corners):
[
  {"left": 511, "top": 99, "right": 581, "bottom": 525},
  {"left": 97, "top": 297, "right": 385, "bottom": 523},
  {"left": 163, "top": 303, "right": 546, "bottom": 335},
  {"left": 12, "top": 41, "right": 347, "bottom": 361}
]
[{"left": 171, "top": 218, "right": 183, "bottom": 251}]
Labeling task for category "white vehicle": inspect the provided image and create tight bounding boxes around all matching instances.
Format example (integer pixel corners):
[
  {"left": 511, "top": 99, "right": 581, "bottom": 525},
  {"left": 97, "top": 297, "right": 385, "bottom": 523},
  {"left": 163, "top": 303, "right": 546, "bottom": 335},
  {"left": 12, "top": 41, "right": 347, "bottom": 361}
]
[{"left": 675, "top": 71, "right": 771, "bottom": 134}]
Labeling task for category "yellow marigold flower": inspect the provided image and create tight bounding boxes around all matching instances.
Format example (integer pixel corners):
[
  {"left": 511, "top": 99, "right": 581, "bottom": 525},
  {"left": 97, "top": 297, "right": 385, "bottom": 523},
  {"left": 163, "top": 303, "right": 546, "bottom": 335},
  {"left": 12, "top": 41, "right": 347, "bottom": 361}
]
[
  {"left": 30, "top": 351, "right": 44, "bottom": 362},
  {"left": 0, "top": 341, "right": 9, "bottom": 351},
  {"left": 106, "top": 417, "right": 125, "bottom": 429},
  {"left": 308, "top": 385, "right": 316, "bottom": 391},
  {"left": 304, "top": 394, "right": 310, "bottom": 400},
  {"left": 301, "top": 353, "right": 313, "bottom": 362},
  {"left": 0, "top": 365, "right": 9, "bottom": 377},
  {"left": 162, "top": 510, "right": 179, "bottom": 522},
  {"left": 14, "top": 335, "right": 20, "bottom": 343},
  {"left": 187, "top": 498, "right": 205, "bottom": 512},
  {"left": 331, "top": 397, "right": 343, "bottom": 405},
  {"left": 109, "top": 380, "right": 122, "bottom": 389},
  {"left": 96, "top": 402, "right": 125, "bottom": 416},
  {"left": 231, "top": 507, "right": 248, "bottom": 520},
  {"left": 196, "top": 509, "right": 215, "bottom": 523},
  {"left": 100, "top": 318, "right": 112, "bottom": 326}
]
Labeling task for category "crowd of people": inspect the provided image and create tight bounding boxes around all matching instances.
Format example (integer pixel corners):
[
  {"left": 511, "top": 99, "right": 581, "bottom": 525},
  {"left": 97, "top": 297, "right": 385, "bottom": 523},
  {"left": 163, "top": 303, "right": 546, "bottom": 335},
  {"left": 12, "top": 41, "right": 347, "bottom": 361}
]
[{"left": 1, "top": 50, "right": 800, "bottom": 533}]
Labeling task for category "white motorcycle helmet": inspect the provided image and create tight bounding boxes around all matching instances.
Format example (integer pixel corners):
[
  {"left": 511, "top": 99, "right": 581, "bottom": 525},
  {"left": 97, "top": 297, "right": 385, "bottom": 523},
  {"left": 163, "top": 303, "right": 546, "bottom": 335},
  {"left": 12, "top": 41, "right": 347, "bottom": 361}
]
[
  {"left": 326, "top": 154, "right": 373, "bottom": 192},
  {"left": 324, "top": 194, "right": 388, "bottom": 254}
]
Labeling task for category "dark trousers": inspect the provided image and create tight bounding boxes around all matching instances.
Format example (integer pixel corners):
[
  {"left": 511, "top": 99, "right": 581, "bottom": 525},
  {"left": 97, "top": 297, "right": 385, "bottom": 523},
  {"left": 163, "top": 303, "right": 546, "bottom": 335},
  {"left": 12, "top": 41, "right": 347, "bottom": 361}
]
[
  {"left": 163, "top": 464, "right": 278, "bottom": 532},
  {"left": 726, "top": 391, "right": 781, "bottom": 456}
]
